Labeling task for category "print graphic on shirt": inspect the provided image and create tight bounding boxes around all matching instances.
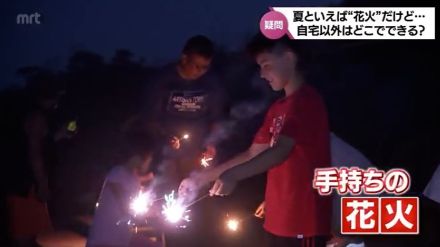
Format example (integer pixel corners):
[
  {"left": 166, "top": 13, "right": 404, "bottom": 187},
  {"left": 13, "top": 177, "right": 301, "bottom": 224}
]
[
  {"left": 269, "top": 114, "right": 286, "bottom": 147},
  {"left": 167, "top": 90, "right": 207, "bottom": 114}
]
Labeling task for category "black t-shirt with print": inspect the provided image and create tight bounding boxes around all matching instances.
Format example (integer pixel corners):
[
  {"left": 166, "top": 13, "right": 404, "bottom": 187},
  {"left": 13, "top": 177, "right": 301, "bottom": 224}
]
[{"left": 146, "top": 64, "right": 227, "bottom": 150}]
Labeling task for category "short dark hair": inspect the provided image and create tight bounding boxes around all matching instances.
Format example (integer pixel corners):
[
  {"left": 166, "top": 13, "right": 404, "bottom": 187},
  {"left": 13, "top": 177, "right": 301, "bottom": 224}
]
[
  {"left": 247, "top": 33, "right": 308, "bottom": 74},
  {"left": 182, "top": 35, "right": 214, "bottom": 58},
  {"left": 247, "top": 33, "right": 304, "bottom": 58}
]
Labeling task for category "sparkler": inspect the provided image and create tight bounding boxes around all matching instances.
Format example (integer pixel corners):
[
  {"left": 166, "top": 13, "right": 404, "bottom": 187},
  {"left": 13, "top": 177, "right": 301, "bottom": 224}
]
[
  {"left": 181, "top": 133, "right": 190, "bottom": 140},
  {"left": 185, "top": 193, "right": 209, "bottom": 207},
  {"left": 162, "top": 191, "right": 190, "bottom": 224},
  {"left": 161, "top": 191, "right": 209, "bottom": 228},
  {"left": 130, "top": 190, "right": 153, "bottom": 216},
  {"left": 224, "top": 213, "right": 255, "bottom": 233},
  {"left": 226, "top": 218, "right": 240, "bottom": 232},
  {"left": 200, "top": 156, "right": 213, "bottom": 168}
]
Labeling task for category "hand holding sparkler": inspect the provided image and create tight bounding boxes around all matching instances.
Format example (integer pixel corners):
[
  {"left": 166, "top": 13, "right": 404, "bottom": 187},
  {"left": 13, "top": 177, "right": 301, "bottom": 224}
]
[
  {"left": 178, "top": 169, "right": 218, "bottom": 199},
  {"left": 170, "top": 133, "right": 190, "bottom": 150},
  {"left": 170, "top": 136, "right": 181, "bottom": 150},
  {"left": 209, "top": 177, "right": 237, "bottom": 197},
  {"left": 254, "top": 201, "right": 265, "bottom": 219}
]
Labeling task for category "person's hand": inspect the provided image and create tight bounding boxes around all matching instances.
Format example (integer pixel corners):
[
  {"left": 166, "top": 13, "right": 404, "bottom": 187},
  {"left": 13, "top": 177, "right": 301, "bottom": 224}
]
[
  {"left": 254, "top": 201, "right": 265, "bottom": 219},
  {"left": 170, "top": 136, "right": 181, "bottom": 150},
  {"left": 209, "top": 178, "right": 237, "bottom": 197}
]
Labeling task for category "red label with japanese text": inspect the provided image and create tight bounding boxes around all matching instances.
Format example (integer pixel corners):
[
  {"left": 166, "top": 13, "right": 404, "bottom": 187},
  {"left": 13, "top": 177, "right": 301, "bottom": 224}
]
[
  {"left": 341, "top": 197, "right": 418, "bottom": 234},
  {"left": 380, "top": 197, "right": 419, "bottom": 234},
  {"left": 341, "top": 197, "right": 380, "bottom": 234}
]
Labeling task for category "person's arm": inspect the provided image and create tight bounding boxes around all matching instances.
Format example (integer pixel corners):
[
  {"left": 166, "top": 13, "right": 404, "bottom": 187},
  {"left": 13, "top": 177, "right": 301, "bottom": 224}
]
[
  {"left": 209, "top": 142, "right": 270, "bottom": 180},
  {"left": 178, "top": 143, "right": 269, "bottom": 198},
  {"left": 222, "top": 135, "right": 294, "bottom": 181},
  {"left": 179, "top": 102, "right": 273, "bottom": 197},
  {"left": 210, "top": 135, "right": 294, "bottom": 196},
  {"left": 211, "top": 88, "right": 327, "bottom": 196}
]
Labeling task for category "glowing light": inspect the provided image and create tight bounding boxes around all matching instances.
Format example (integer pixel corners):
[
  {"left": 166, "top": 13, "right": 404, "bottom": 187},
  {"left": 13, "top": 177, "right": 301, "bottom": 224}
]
[
  {"left": 130, "top": 191, "right": 152, "bottom": 216},
  {"left": 162, "top": 191, "right": 190, "bottom": 224},
  {"left": 201, "top": 157, "right": 213, "bottom": 168},
  {"left": 182, "top": 133, "right": 190, "bottom": 140},
  {"left": 226, "top": 219, "right": 239, "bottom": 232},
  {"left": 67, "top": 121, "right": 77, "bottom": 132}
]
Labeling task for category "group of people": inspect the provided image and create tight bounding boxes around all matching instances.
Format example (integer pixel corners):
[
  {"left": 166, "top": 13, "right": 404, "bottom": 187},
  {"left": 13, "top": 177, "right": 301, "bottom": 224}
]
[
  {"left": 89, "top": 35, "right": 228, "bottom": 247},
  {"left": 1, "top": 73, "right": 75, "bottom": 246},
  {"left": 10, "top": 32, "right": 434, "bottom": 247},
  {"left": 89, "top": 33, "right": 374, "bottom": 247}
]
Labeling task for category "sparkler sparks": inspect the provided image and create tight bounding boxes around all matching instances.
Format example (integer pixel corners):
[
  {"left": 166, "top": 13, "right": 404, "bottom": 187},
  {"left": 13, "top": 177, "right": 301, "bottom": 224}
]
[
  {"left": 226, "top": 219, "right": 239, "bottom": 232},
  {"left": 162, "top": 191, "right": 190, "bottom": 224},
  {"left": 182, "top": 133, "right": 190, "bottom": 140},
  {"left": 130, "top": 190, "right": 153, "bottom": 216},
  {"left": 200, "top": 157, "right": 213, "bottom": 167}
]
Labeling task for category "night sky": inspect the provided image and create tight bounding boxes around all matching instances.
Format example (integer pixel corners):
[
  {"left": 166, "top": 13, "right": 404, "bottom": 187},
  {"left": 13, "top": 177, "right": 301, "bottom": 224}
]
[{"left": 0, "top": 0, "right": 342, "bottom": 90}]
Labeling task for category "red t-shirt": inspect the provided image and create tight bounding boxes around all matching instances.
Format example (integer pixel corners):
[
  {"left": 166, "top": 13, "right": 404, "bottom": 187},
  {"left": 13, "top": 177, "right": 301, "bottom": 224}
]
[{"left": 253, "top": 84, "right": 331, "bottom": 237}]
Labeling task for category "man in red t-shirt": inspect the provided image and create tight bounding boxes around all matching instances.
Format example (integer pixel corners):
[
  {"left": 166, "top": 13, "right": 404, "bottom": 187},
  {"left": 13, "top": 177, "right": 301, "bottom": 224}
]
[{"left": 179, "top": 34, "right": 332, "bottom": 247}]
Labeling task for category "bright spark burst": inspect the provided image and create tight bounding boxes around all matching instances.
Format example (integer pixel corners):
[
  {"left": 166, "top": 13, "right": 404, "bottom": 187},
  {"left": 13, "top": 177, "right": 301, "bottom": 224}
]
[
  {"left": 182, "top": 133, "right": 190, "bottom": 140},
  {"left": 226, "top": 219, "right": 239, "bottom": 232},
  {"left": 201, "top": 157, "right": 213, "bottom": 167},
  {"left": 130, "top": 191, "right": 153, "bottom": 216},
  {"left": 162, "top": 191, "right": 190, "bottom": 224}
]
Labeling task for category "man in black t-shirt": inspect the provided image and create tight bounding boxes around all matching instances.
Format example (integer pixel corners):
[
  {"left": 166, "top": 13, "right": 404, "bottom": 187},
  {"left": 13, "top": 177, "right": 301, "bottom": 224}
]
[
  {"left": 146, "top": 35, "right": 228, "bottom": 184},
  {"left": 142, "top": 35, "right": 228, "bottom": 247}
]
